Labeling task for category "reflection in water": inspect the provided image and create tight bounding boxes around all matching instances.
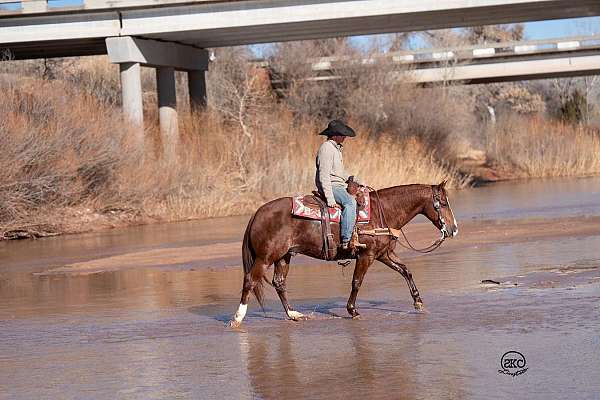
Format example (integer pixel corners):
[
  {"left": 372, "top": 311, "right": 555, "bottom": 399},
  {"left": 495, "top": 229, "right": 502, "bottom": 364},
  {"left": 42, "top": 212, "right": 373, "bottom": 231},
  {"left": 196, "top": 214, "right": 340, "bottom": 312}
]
[
  {"left": 243, "top": 318, "right": 478, "bottom": 400},
  {"left": 247, "top": 327, "right": 301, "bottom": 399}
]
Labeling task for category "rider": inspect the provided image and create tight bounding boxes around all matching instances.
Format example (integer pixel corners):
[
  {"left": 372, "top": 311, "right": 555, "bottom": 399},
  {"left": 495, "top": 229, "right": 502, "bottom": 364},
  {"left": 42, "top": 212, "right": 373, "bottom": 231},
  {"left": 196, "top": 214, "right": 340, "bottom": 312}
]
[{"left": 315, "top": 120, "right": 364, "bottom": 251}]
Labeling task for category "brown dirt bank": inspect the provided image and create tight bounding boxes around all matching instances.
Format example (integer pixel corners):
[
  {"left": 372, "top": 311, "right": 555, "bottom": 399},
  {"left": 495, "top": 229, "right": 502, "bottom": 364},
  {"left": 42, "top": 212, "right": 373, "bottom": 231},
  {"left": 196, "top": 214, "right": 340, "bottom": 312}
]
[
  {"left": 1, "top": 207, "right": 161, "bottom": 241},
  {"left": 37, "top": 215, "right": 600, "bottom": 276}
]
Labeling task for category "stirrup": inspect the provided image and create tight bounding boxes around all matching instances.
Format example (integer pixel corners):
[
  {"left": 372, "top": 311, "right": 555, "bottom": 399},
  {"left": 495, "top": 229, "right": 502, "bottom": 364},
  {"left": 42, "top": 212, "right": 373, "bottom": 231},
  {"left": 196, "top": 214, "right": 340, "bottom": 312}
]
[
  {"left": 352, "top": 230, "right": 367, "bottom": 249},
  {"left": 338, "top": 242, "right": 357, "bottom": 259}
]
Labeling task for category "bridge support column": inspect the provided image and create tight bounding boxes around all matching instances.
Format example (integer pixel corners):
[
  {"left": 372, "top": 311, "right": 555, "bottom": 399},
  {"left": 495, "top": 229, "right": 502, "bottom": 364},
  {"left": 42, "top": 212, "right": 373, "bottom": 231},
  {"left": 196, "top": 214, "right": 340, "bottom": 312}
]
[
  {"left": 119, "top": 62, "right": 144, "bottom": 147},
  {"left": 157, "top": 67, "right": 178, "bottom": 161},
  {"left": 106, "top": 36, "right": 209, "bottom": 157},
  {"left": 188, "top": 70, "right": 207, "bottom": 111}
]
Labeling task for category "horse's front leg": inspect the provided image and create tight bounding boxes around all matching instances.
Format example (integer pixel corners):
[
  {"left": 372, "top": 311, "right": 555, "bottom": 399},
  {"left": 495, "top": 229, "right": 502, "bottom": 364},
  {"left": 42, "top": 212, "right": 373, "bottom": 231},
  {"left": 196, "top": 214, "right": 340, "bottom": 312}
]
[
  {"left": 347, "top": 253, "right": 375, "bottom": 319},
  {"left": 378, "top": 251, "right": 424, "bottom": 311}
]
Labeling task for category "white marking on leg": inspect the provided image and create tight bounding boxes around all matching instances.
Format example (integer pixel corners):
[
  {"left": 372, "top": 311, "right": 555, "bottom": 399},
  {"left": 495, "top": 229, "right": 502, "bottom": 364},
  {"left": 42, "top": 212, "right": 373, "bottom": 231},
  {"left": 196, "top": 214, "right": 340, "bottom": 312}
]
[
  {"left": 447, "top": 197, "right": 458, "bottom": 236},
  {"left": 234, "top": 303, "right": 247, "bottom": 323},
  {"left": 287, "top": 310, "right": 305, "bottom": 320}
]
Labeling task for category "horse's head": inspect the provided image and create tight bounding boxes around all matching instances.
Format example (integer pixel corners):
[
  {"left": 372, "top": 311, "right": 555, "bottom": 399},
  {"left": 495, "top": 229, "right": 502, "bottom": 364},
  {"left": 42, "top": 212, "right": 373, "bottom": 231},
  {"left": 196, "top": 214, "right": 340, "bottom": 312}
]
[{"left": 424, "top": 181, "right": 458, "bottom": 238}]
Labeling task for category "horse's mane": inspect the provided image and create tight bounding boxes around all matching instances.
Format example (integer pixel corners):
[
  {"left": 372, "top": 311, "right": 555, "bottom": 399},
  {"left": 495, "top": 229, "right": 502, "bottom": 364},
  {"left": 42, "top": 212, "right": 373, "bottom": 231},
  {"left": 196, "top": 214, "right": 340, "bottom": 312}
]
[{"left": 375, "top": 183, "right": 433, "bottom": 197}]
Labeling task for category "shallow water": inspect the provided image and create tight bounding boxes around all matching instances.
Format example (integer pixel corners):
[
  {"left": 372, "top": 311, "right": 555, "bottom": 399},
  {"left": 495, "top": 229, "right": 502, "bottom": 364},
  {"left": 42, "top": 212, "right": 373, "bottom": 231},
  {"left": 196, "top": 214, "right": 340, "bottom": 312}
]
[
  {"left": 452, "top": 176, "right": 600, "bottom": 220},
  {"left": 1, "top": 177, "right": 600, "bottom": 399}
]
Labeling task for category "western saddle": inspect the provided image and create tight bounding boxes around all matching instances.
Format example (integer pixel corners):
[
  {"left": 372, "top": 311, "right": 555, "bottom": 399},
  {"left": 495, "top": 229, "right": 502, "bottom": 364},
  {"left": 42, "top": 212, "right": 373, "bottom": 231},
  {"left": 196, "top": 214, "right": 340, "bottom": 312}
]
[{"left": 308, "top": 182, "right": 367, "bottom": 260}]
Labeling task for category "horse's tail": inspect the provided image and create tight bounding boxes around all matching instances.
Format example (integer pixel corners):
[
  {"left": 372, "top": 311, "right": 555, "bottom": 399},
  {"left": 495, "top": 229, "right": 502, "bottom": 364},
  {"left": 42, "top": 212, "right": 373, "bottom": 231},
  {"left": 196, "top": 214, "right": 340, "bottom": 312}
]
[
  {"left": 242, "top": 212, "right": 256, "bottom": 276},
  {"left": 242, "top": 211, "right": 265, "bottom": 309}
]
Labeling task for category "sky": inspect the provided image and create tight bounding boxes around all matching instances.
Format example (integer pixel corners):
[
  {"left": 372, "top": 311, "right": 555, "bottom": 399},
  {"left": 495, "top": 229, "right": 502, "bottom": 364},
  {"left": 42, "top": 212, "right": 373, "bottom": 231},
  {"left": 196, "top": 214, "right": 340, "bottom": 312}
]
[
  {"left": 522, "top": 16, "right": 599, "bottom": 39},
  {"left": 352, "top": 16, "right": 600, "bottom": 51}
]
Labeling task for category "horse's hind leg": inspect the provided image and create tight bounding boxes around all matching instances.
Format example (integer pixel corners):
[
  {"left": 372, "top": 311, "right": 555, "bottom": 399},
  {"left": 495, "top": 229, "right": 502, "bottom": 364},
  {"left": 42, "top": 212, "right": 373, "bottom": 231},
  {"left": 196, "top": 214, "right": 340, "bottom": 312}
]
[
  {"left": 273, "top": 254, "right": 305, "bottom": 321},
  {"left": 378, "top": 251, "right": 424, "bottom": 310},
  {"left": 229, "top": 260, "right": 268, "bottom": 328}
]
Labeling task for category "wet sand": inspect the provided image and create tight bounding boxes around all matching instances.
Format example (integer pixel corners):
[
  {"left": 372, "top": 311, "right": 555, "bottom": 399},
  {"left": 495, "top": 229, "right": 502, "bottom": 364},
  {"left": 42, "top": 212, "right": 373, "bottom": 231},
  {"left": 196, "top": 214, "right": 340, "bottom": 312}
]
[
  {"left": 25, "top": 214, "right": 600, "bottom": 276},
  {"left": 1, "top": 178, "right": 600, "bottom": 399}
]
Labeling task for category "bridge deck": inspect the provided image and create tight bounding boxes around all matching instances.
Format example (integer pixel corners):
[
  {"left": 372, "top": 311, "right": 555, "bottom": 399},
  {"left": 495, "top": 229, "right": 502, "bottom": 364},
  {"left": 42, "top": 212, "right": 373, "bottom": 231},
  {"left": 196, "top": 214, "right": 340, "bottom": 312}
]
[{"left": 1, "top": 0, "right": 600, "bottom": 59}]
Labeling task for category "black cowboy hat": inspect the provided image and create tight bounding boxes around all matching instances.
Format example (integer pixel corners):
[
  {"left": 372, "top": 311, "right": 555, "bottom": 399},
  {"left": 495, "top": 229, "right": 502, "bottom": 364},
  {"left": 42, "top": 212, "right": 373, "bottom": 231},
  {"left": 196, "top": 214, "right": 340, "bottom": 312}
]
[{"left": 318, "top": 119, "right": 356, "bottom": 137}]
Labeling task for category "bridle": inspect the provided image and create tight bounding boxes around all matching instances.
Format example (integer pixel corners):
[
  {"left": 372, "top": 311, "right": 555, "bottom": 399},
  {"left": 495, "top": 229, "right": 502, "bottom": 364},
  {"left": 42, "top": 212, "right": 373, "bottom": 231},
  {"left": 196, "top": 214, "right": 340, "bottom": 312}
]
[
  {"left": 369, "top": 185, "right": 449, "bottom": 254},
  {"left": 432, "top": 187, "right": 451, "bottom": 240}
]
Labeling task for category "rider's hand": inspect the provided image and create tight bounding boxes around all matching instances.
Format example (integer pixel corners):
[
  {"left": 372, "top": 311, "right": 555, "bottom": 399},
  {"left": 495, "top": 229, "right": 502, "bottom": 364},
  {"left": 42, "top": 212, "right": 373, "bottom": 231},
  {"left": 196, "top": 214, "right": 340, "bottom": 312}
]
[{"left": 327, "top": 201, "right": 337, "bottom": 208}]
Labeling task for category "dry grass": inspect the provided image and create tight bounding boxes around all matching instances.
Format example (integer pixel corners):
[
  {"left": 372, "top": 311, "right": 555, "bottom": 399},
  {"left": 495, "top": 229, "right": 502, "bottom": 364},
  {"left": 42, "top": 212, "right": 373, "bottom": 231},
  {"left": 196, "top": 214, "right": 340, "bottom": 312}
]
[
  {"left": 487, "top": 117, "right": 600, "bottom": 178},
  {"left": 142, "top": 110, "right": 468, "bottom": 221},
  {"left": 0, "top": 77, "right": 138, "bottom": 237},
  {"left": 0, "top": 76, "right": 466, "bottom": 237}
]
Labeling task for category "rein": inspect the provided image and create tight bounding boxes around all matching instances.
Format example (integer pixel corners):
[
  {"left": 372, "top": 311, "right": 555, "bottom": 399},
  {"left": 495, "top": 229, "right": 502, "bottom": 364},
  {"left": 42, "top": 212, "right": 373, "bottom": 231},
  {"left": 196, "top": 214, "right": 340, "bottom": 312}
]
[{"left": 364, "top": 186, "right": 446, "bottom": 254}]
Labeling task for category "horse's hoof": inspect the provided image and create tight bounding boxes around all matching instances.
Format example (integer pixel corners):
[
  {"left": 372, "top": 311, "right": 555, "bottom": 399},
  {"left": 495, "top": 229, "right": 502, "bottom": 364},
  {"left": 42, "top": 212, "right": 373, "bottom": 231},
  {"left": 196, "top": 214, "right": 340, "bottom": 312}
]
[
  {"left": 350, "top": 311, "right": 362, "bottom": 321},
  {"left": 287, "top": 310, "right": 306, "bottom": 321},
  {"left": 227, "top": 319, "right": 242, "bottom": 329},
  {"left": 414, "top": 302, "right": 429, "bottom": 314}
]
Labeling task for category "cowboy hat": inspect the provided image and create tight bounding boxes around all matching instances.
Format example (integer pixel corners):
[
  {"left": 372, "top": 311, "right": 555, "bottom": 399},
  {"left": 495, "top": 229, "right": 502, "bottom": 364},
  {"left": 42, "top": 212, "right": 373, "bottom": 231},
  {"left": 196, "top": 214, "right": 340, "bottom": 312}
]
[{"left": 318, "top": 119, "right": 356, "bottom": 137}]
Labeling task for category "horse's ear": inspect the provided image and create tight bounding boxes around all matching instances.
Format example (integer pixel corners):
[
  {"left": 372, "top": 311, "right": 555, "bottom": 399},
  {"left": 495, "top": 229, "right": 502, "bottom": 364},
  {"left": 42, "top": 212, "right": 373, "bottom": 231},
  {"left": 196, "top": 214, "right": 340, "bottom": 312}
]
[{"left": 439, "top": 180, "right": 447, "bottom": 189}]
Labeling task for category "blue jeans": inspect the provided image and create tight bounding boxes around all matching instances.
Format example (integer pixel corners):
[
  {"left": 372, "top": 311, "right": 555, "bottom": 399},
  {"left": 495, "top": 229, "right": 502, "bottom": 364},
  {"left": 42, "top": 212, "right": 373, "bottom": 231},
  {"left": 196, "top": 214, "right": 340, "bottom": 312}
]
[{"left": 332, "top": 185, "right": 357, "bottom": 243}]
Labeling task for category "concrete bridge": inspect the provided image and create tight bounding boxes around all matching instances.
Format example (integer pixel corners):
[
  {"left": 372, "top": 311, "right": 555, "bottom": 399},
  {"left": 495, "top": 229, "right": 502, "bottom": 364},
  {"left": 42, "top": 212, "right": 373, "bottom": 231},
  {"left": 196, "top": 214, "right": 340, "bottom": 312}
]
[
  {"left": 261, "top": 35, "right": 600, "bottom": 87},
  {"left": 2, "top": 0, "right": 600, "bottom": 156}
]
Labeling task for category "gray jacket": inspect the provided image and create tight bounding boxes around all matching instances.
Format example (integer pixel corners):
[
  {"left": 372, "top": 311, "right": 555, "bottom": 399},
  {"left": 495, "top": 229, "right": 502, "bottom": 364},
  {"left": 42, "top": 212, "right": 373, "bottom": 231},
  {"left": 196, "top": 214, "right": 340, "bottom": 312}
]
[{"left": 315, "top": 140, "right": 362, "bottom": 206}]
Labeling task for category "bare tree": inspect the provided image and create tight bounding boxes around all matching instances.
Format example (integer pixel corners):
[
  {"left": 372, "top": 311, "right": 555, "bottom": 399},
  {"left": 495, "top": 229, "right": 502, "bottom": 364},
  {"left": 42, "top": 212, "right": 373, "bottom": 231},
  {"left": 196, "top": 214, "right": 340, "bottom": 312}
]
[
  {"left": 267, "top": 37, "right": 360, "bottom": 120},
  {"left": 463, "top": 24, "right": 524, "bottom": 44},
  {"left": 208, "top": 46, "right": 275, "bottom": 139},
  {"left": 207, "top": 46, "right": 277, "bottom": 188}
]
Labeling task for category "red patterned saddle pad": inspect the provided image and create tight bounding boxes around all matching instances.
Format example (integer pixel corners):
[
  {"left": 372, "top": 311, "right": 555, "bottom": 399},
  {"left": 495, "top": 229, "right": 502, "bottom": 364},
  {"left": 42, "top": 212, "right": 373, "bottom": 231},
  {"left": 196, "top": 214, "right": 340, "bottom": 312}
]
[{"left": 291, "top": 187, "right": 371, "bottom": 223}]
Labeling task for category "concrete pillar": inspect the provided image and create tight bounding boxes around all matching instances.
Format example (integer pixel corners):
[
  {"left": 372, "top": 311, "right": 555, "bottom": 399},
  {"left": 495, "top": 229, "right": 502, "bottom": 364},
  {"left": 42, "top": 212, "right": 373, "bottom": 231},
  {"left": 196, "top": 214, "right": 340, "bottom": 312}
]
[
  {"left": 107, "top": 37, "right": 208, "bottom": 156},
  {"left": 119, "top": 62, "right": 144, "bottom": 147},
  {"left": 156, "top": 66, "right": 178, "bottom": 160},
  {"left": 188, "top": 70, "right": 207, "bottom": 111}
]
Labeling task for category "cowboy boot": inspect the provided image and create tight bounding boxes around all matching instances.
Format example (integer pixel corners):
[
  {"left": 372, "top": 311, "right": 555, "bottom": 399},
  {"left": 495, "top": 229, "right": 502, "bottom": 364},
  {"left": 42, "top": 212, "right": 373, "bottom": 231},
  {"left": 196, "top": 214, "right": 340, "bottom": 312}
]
[{"left": 338, "top": 241, "right": 357, "bottom": 259}]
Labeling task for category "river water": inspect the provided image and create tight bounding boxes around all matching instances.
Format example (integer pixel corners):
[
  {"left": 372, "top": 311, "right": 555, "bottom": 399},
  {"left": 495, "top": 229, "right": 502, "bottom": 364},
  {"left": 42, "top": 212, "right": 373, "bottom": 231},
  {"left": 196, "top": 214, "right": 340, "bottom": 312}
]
[{"left": 1, "top": 177, "right": 599, "bottom": 399}]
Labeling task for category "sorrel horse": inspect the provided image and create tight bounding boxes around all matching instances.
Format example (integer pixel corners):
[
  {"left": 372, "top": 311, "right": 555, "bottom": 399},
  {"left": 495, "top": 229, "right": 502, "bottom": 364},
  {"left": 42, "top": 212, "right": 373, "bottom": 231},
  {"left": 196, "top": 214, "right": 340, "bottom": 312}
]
[{"left": 228, "top": 182, "right": 458, "bottom": 327}]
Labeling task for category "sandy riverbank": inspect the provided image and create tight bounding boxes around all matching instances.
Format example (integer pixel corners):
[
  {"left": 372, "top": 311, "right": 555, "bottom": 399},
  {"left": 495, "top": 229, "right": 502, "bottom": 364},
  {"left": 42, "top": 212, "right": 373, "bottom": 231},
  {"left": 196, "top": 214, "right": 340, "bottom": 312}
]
[{"left": 35, "top": 215, "right": 600, "bottom": 276}]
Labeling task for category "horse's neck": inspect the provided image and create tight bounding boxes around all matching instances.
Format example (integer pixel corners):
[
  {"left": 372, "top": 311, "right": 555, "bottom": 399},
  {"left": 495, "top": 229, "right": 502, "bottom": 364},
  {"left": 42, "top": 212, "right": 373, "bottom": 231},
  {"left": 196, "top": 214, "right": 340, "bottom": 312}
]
[{"left": 377, "top": 185, "right": 430, "bottom": 228}]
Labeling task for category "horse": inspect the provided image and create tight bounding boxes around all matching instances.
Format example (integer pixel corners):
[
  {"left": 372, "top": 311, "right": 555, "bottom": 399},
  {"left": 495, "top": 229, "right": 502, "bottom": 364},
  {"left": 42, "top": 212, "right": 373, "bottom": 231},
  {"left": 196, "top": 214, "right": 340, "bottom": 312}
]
[{"left": 228, "top": 181, "right": 458, "bottom": 327}]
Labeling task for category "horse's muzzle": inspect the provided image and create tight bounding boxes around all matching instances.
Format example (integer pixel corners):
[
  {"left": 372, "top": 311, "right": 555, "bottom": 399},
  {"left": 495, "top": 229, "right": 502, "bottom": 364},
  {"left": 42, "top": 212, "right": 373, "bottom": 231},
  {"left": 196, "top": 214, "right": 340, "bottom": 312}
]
[{"left": 441, "top": 225, "right": 458, "bottom": 238}]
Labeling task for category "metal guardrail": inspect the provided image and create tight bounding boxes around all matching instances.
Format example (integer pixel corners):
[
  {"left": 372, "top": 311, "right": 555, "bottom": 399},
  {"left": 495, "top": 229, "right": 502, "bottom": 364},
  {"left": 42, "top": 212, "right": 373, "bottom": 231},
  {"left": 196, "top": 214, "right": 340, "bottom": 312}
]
[
  {"left": 297, "top": 35, "right": 600, "bottom": 72},
  {"left": 249, "top": 34, "right": 600, "bottom": 87},
  {"left": 395, "top": 35, "right": 600, "bottom": 63}
]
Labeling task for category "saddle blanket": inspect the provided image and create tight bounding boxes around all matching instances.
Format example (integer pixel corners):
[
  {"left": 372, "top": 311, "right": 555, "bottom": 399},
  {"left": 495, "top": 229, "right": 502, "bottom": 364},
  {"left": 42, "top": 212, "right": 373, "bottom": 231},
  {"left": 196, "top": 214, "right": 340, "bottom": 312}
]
[{"left": 291, "top": 187, "right": 371, "bottom": 223}]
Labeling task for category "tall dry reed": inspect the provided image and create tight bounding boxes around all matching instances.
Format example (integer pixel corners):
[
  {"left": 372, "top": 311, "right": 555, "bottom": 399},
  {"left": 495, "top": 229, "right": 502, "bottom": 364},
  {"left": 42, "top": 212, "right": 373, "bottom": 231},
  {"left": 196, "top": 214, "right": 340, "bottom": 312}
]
[
  {"left": 146, "top": 109, "right": 468, "bottom": 221},
  {"left": 0, "top": 77, "right": 137, "bottom": 236},
  {"left": 487, "top": 117, "right": 600, "bottom": 178},
  {"left": 0, "top": 77, "right": 467, "bottom": 237}
]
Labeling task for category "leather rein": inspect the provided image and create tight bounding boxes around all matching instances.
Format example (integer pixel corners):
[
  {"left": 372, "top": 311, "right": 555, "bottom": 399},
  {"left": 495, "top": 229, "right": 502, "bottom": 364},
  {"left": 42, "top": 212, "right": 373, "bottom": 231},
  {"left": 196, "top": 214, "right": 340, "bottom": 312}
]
[{"left": 362, "top": 186, "right": 448, "bottom": 254}]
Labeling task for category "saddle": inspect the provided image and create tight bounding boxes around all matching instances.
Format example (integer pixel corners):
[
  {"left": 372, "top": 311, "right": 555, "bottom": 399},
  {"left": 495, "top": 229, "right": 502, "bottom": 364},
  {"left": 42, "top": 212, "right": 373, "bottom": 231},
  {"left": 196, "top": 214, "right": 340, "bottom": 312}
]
[
  {"left": 291, "top": 186, "right": 370, "bottom": 260},
  {"left": 310, "top": 193, "right": 338, "bottom": 260},
  {"left": 292, "top": 187, "right": 370, "bottom": 223}
]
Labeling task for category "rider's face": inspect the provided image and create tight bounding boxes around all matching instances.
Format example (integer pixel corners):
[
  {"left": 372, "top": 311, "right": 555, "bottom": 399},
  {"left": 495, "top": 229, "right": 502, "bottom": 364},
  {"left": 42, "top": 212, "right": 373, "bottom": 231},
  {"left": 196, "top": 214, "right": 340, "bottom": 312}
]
[{"left": 332, "top": 135, "right": 346, "bottom": 144}]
